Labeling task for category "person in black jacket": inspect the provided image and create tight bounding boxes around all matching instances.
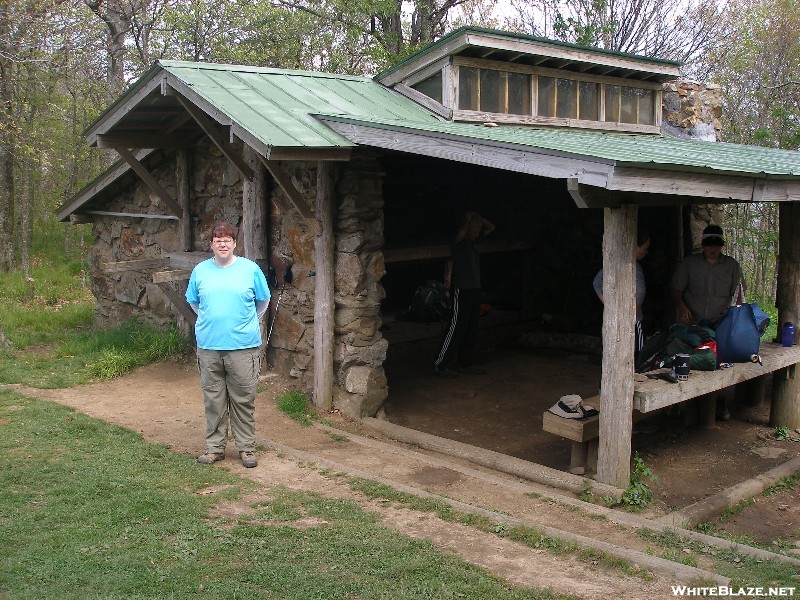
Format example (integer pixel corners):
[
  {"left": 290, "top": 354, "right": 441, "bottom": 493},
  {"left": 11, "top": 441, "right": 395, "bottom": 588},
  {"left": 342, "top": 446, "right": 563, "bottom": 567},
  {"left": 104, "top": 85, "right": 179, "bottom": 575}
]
[{"left": 433, "top": 211, "right": 495, "bottom": 378}]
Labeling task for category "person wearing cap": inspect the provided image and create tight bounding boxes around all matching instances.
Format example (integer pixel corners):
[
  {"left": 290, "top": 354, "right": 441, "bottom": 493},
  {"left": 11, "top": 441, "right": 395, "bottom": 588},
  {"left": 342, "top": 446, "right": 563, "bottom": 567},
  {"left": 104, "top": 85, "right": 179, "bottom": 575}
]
[{"left": 669, "top": 224, "right": 743, "bottom": 328}]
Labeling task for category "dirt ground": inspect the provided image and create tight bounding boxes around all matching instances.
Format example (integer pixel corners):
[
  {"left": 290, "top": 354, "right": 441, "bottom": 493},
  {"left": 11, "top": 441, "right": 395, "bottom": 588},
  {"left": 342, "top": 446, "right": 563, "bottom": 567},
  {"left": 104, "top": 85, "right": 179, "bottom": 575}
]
[
  {"left": 381, "top": 313, "right": 800, "bottom": 520},
  {"left": 6, "top": 315, "right": 800, "bottom": 598}
]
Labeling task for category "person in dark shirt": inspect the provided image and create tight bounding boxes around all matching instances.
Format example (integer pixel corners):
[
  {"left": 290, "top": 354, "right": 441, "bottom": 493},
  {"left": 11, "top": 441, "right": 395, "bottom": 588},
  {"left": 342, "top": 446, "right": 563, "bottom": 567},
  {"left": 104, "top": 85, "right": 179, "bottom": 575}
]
[{"left": 433, "top": 211, "right": 495, "bottom": 378}]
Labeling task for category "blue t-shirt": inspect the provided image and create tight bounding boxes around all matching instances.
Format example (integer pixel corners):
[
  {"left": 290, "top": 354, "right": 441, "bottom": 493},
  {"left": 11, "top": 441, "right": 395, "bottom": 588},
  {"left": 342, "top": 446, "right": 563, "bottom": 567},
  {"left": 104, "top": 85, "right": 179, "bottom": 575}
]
[{"left": 185, "top": 257, "right": 270, "bottom": 350}]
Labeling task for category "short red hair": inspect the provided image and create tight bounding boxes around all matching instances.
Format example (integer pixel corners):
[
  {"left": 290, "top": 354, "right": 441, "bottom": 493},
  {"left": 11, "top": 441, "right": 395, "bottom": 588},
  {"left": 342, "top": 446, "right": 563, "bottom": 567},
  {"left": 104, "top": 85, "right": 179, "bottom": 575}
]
[{"left": 210, "top": 221, "right": 236, "bottom": 240}]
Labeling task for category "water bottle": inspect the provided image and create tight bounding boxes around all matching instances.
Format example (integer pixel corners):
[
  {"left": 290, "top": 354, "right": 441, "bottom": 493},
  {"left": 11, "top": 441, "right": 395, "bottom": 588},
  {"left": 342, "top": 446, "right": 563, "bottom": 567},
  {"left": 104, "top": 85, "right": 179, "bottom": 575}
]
[{"left": 782, "top": 322, "right": 795, "bottom": 347}]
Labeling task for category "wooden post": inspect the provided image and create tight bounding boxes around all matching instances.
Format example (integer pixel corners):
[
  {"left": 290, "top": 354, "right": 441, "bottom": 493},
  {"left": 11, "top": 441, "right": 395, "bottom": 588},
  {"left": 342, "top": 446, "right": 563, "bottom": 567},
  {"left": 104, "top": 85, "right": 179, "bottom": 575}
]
[
  {"left": 772, "top": 202, "right": 800, "bottom": 428},
  {"left": 176, "top": 150, "right": 191, "bottom": 251},
  {"left": 596, "top": 204, "right": 638, "bottom": 488},
  {"left": 313, "top": 161, "right": 335, "bottom": 411},
  {"left": 242, "top": 146, "right": 267, "bottom": 261}
]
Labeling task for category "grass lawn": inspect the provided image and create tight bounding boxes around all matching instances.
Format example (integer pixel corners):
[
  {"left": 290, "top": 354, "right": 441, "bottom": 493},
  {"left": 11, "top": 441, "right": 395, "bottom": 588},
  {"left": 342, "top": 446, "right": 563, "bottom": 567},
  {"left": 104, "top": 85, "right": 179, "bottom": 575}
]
[{"left": 0, "top": 390, "right": 565, "bottom": 599}]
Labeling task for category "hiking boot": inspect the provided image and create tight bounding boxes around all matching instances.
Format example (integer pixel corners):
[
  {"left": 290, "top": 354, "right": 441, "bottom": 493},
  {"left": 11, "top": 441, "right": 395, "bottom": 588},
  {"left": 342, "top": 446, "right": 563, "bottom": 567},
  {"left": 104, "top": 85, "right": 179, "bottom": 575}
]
[
  {"left": 457, "top": 364, "right": 487, "bottom": 375},
  {"left": 197, "top": 452, "right": 225, "bottom": 465},
  {"left": 240, "top": 451, "right": 258, "bottom": 468},
  {"left": 433, "top": 367, "right": 458, "bottom": 378}
]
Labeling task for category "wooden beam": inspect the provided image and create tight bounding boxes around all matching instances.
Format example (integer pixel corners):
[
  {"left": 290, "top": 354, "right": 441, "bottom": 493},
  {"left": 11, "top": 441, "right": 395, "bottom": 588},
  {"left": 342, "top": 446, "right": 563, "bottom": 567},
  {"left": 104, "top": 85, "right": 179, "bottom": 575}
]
[
  {"left": 313, "top": 161, "right": 336, "bottom": 411},
  {"left": 454, "top": 55, "right": 666, "bottom": 90},
  {"left": 86, "top": 74, "right": 165, "bottom": 146},
  {"left": 85, "top": 210, "right": 179, "bottom": 220},
  {"left": 176, "top": 149, "right": 192, "bottom": 251},
  {"left": 102, "top": 257, "right": 169, "bottom": 273},
  {"left": 596, "top": 204, "right": 638, "bottom": 489},
  {"left": 165, "top": 251, "right": 211, "bottom": 270},
  {"left": 96, "top": 133, "right": 194, "bottom": 149},
  {"left": 242, "top": 145, "right": 268, "bottom": 260},
  {"left": 259, "top": 156, "right": 316, "bottom": 220},
  {"left": 266, "top": 147, "right": 352, "bottom": 161},
  {"left": 393, "top": 83, "right": 452, "bottom": 119},
  {"left": 57, "top": 148, "right": 157, "bottom": 222},
  {"left": 163, "top": 111, "right": 193, "bottom": 135},
  {"left": 170, "top": 90, "right": 254, "bottom": 181},
  {"left": 152, "top": 269, "right": 192, "bottom": 283},
  {"left": 608, "top": 167, "right": 761, "bottom": 202},
  {"left": 383, "top": 239, "right": 536, "bottom": 263},
  {"left": 321, "top": 118, "right": 612, "bottom": 186},
  {"left": 772, "top": 202, "right": 800, "bottom": 429},
  {"left": 115, "top": 147, "right": 183, "bottom": 216}
]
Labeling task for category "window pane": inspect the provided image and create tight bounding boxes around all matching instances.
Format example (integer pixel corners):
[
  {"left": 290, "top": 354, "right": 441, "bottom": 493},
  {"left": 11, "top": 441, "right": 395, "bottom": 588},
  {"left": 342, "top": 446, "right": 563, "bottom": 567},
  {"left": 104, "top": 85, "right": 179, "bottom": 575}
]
[
  {"left": 605, "top": 85, "right": 621, "bottom": 122},
  {"left": 412, "top": 72, "right": 443, "bottom": 104},
  {"left": 480, "top": 69, "right": 502, "bottom": 113},
  {"left": 556, "top": 78, "right": 577, "bottom": 118},
  {"left": 507, "top": 71, "right": 531, "bottom": 115},
  {"left": 458, "top": 67, "right": 479, "bottom": 110},
  {"left": 578, "top": 81, "right": 598, "bottom": 121},
  {"left": 620, "top": 86, "right": 638, "bottom": 124},
  {"left": 637, "top": 88, "right": 654, "bottom": 125},
  {"left": 538, "top": 76, "right": 555, "bottom": 116}
]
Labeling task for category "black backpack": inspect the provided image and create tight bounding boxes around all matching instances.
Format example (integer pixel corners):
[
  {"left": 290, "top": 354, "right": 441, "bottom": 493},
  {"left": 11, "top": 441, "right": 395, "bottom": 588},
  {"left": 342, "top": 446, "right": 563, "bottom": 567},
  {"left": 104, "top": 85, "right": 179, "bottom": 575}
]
[{"left": 398, "top": 280, "right": 451, "bottom": 322}]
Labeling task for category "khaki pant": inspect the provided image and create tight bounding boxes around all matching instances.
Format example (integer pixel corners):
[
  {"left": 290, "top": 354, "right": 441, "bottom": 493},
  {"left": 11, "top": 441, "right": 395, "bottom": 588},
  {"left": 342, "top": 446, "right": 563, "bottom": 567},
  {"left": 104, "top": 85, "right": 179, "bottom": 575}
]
[{"left": 196, "top": 347, "right": 261, "bottom": 453}]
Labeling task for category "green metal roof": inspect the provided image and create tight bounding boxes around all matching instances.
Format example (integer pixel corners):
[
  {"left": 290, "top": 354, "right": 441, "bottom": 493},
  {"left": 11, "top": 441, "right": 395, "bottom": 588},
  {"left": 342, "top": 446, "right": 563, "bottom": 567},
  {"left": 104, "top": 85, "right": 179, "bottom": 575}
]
[
  {"left": 159, "top": 60, "right": 443, "bottom": 148},
  {"left": 376, "top": 26, "right": 682, "bottom": 82},
  {"left": 322, "top": 116, "right": 800, "bottom": 177}
]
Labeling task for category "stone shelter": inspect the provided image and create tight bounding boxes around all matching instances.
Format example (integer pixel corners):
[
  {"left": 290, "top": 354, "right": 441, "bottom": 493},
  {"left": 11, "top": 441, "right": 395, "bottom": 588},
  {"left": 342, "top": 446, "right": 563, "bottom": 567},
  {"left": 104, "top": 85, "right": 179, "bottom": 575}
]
[{"left": 59, "top": 27, "right": 800, "bottom": 488}]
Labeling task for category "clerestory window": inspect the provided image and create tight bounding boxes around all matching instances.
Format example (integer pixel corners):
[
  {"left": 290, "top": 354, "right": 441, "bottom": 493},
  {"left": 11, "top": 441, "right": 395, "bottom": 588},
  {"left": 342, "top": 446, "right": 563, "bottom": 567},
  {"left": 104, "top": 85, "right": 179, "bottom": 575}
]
[{"left": 454, "top": 65, "right": 656, "bottom": 127}]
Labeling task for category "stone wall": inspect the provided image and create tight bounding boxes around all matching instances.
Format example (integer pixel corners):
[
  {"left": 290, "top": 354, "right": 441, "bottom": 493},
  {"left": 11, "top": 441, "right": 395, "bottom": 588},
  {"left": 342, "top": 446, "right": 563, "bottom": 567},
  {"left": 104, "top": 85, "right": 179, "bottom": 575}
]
[
  {"left": 90, "top": 139, "right": 388, "bottom": 418},
  {"left": 90, "top": 139, "right": 243, "bottom": 335},
  {"left": 330, "top": 153, "right": 388, "bottom": 417}
]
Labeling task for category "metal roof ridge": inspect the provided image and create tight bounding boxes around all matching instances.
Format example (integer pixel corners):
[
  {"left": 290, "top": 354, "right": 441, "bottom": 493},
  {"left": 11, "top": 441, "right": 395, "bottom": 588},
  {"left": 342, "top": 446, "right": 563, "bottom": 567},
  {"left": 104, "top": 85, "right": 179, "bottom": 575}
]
[
  {"left": 375, "top": 25, "right": 683, "bottom": 81},
  {"left": 158, "top": 59, "right": 372, "bottom": 82}
]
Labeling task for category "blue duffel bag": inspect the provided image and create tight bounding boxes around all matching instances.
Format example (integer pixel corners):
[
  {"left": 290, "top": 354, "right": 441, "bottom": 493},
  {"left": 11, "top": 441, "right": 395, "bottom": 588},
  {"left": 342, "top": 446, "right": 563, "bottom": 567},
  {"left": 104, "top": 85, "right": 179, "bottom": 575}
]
[{"left": 715, "top": 302, "right": 762, "bottom": 364}]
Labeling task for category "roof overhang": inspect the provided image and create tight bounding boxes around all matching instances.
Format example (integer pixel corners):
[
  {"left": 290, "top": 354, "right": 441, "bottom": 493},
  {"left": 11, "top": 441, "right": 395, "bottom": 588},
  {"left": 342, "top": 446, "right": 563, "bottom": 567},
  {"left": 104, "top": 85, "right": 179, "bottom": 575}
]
[
  {"left": 318, "top": 116, "right": 800, "bottom": 207},
  {"left": 377, "top": 27, "right": 683, "bottom": 87}
]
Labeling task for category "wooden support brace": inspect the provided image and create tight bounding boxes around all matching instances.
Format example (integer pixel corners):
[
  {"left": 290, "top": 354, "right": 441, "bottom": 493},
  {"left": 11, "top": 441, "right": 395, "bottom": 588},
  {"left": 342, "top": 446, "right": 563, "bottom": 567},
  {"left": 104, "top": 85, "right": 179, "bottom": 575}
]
[
  {"left": 259, "top": 156, "right": 316, "bottom": 221},
  {"left": 170, "top": 90, "right": 254, "bottom": 181},
  {"left": 156, "top": 282, "right": 197, "bottom": 327},
  {"left": 115, "top": 147, "right": 183, "bottom": 216}
]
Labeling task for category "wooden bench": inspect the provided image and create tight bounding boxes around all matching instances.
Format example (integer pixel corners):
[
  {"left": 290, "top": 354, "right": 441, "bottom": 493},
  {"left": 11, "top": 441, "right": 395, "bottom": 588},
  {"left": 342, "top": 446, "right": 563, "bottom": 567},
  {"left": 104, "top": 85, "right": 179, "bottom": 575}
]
[{"left": 543, "top": 342, "right": 800, "bottom": 475}]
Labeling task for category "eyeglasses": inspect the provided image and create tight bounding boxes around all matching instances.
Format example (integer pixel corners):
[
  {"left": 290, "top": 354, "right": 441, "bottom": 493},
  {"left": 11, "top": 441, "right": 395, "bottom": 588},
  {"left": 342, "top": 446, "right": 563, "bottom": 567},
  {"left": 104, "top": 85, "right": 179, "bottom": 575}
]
[{"left": 212, "top": 238, "right": 234, "bottom": 246}]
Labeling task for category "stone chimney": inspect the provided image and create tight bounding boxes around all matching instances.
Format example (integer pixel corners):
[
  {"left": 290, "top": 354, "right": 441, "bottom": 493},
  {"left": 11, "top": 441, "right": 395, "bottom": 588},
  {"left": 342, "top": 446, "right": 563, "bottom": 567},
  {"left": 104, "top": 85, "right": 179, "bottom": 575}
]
[{"left": 662, "top": 81, "right": 724, "bottom": 142}]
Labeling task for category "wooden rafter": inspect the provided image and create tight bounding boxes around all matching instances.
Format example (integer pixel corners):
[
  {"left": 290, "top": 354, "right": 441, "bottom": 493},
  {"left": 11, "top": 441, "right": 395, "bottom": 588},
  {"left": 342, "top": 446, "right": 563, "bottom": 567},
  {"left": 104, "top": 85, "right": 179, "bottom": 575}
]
[
  {"left": 259, "top": 156, "right": 315, "bottom": 220},
  {"left": 169, "top": 89, "right": 254, "bottom": 181},
  {"left": 96, "top": 133, "right": 194, "bottom": 149}
]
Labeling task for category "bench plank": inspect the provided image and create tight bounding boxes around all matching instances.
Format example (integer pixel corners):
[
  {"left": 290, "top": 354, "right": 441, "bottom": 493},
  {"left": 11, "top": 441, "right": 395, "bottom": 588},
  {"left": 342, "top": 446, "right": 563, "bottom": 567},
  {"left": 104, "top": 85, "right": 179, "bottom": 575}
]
[{"left": 633, "top": 343, "right": 800, "bottom": 413}]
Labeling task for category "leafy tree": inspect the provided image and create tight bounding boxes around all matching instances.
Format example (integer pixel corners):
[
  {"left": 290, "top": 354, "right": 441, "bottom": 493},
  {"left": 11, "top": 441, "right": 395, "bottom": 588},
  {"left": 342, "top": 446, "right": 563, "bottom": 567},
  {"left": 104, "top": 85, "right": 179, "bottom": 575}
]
[
  {"left": 704, "top": 0, "right": 800, "bottom": 149},
  {"left": 505, "top": 0, "right": 726, "bottom": 73},
  {"left": 699, "top": 0, "right": 800, "bottom": 303}
]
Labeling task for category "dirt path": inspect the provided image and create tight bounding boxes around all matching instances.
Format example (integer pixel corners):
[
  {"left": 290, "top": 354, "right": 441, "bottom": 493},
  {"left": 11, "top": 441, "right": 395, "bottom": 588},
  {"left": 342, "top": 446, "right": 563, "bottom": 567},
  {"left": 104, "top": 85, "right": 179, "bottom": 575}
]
[{"left": 6, "top": 360, "right": 798, "bottom": 599}]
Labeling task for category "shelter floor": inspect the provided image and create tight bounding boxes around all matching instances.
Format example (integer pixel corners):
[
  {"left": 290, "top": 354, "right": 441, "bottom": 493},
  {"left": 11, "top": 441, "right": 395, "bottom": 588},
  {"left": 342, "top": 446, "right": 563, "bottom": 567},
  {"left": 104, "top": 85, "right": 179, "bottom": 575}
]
[{"left": 380, "top": 311, "right": 798, "bottom": 513}]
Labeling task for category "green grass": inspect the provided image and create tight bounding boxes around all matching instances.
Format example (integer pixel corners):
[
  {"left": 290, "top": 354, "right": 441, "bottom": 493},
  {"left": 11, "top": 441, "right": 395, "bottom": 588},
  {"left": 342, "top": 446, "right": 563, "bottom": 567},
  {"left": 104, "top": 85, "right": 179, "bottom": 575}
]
[
  {"left": 638, "top": 528, "right": 799, "bottom": 588},
  {"left": 0, "top": 234, "right": 189, "bottom": 388},
  {"left": 277, "top": 390, "right": 315, "bottom": 426},
  {"left": 343, "top": 476, "right": 652, "bottom": 580},
  {"left": 0, "top": 390, "right": 566, "bottom": 599}
]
